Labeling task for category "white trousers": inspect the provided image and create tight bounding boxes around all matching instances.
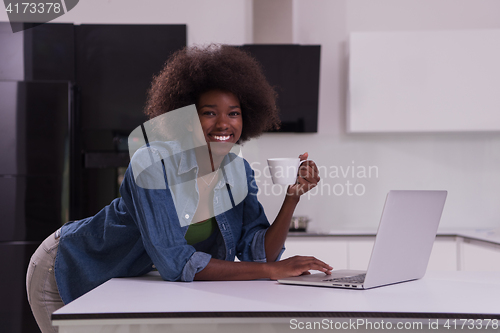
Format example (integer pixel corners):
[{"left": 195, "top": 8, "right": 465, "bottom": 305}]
[{"left": 26, "top": 231, "right": 64, "bottom": 333}]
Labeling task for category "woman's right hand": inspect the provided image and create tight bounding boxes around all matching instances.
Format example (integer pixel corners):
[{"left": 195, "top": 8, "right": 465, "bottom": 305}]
[{"left": 266, "top": 256, "right": 333, "bottom": 280}]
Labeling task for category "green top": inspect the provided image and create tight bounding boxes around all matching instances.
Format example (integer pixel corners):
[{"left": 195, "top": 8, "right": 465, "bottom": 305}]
[{"left": 184, "top": 217, "right": 217, "bottom": 245}]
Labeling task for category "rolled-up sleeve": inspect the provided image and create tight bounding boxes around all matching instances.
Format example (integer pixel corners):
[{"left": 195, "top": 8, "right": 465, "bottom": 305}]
[
  {"left": 181, "top": 252, "right": 212, "bottom": 281},
  {"left": 248, "top": 228, "right": 284, "bottom": 263}
]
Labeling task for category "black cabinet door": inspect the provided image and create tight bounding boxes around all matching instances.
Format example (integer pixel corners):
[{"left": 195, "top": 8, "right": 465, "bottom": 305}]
[
  {"left": 0, "top": 242, "right": 42, "bottom": 333},
  {"left": 76, "top": 24, "right": 186, "bottom": 132},
  {"left": 74, "top": 24, "right": 186, "bottom": 218},
  {"left": 0, "top": 81, "right": 70, "bottom": 242}
]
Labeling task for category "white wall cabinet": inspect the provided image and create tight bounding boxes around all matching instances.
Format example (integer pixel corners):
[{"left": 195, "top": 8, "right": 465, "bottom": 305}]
[
  {"left": 346, "top": 238, "right": 374, "bottom": 270},
  {"left": 349, "top": 30, "right": 500, "bottom": 132},
  {"left": 281, "top": 237, "right": 348, "bottom": 270},
  {"left": 284, "top": 235, "right": 499, "bottom": 272},
  {"left": 283, "top": 236, "right": 374, "bottom": 270},
  {"left": 427, "top": 237, "right": 458, "bottom": 271},
  {"left": 460, "top": 239, "right": 500, "bottom": 271}
]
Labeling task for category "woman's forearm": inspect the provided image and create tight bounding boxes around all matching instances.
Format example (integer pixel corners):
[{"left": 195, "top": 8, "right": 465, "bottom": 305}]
[
  {"left": 194, "top": 256, "right": 333, "bottom": 281},
  {"left": 194, "top": 258, "right": 269, "bottom": 280},
  {"left": 264, "top": 195, "right": 300, "bottom": 262}
]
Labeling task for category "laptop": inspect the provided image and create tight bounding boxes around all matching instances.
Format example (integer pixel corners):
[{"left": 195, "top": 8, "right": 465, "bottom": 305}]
[{"left": 278, "top": 190, "right": 447, "bottom": 289}]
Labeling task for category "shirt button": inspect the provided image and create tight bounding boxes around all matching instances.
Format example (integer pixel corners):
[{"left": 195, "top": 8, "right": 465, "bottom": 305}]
[
  {"left": 152, "top": 265, "right": 156, "bottom": 269},
  {"left": 184, "top": 214, "right": 189, "bottom": 219}
]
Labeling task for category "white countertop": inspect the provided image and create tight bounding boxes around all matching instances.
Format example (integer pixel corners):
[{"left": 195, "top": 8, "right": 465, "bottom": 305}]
[
  {"left": 53, "top": 271, "right": 500, "bottom": 323},
  {"left": 289, "top": 228, "right": 500, "bottom": 245}
]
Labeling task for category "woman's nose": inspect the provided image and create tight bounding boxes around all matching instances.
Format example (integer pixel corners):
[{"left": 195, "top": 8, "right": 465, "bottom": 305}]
[{"left": 215, "top": 115, "right": 229, "bottom": 129}]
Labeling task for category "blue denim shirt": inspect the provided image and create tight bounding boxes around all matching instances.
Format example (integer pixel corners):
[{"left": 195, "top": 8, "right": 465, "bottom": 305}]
[{"left": 55, "top": 142, "right": 280, "bottom": 304}]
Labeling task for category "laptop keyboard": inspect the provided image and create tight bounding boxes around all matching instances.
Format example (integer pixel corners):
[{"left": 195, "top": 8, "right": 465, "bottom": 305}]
[{"left": 323, "top": 273, "right": 366, "bottom": 284}]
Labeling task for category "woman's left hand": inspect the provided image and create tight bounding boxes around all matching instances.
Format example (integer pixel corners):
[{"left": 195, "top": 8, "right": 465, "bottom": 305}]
[{"left": 287, "top": 152, "right": 320, "bottom": 198}]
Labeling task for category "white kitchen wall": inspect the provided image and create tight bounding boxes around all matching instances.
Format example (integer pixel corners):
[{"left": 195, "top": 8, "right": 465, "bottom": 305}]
[
  {"left": 0, "top": 0, "right": 254, "bottom": 45},
  {"left": 2, "top": 0, "right": 499, "bottom": 231},
  {"left": 245, "top": 0, "right": 500, "bottom": 232}
]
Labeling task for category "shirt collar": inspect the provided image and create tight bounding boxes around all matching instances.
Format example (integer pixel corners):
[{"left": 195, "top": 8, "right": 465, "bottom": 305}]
[
  {"left": 177, "top": 147, "right": 237, "bottom": 188},
  {"left": 177, "top": 147, "right": 198, "bottom": 175}
]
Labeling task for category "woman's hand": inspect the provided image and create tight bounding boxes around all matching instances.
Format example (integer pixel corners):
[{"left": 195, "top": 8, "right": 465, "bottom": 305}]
[
  {"left": 266, "top": 255, "right": 333, "bottom": 280},
  {"left": 287, "top": 152, "right": 320, "bottom": 198}
]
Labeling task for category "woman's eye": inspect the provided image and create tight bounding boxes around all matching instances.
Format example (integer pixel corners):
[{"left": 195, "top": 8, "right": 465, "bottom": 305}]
[
  {"left": 203, "top": 111, "right": 216, "bottom": 116},
  {"left": 229, "top": 111, "right": 241, "bottom": 117}
]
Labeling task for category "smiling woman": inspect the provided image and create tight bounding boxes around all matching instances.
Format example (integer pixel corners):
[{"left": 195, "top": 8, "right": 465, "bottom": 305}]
[{"left": 26, "top": 44, "right": 328, "bottom": 333}]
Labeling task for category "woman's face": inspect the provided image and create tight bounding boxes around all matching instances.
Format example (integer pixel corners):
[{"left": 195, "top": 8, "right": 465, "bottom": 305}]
[{"left": 195, "top": 90, "right": 243, "bottom": 155}]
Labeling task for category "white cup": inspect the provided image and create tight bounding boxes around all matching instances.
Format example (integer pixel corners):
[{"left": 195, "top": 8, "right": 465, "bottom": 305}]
[{"left": 267, "top": 158, "right": 310, "bottom": 185}]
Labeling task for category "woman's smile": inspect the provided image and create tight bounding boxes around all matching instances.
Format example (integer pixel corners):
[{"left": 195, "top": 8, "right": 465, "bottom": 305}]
[{"left": 210, "top": 134, "right": 232, "bottom": 142}]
